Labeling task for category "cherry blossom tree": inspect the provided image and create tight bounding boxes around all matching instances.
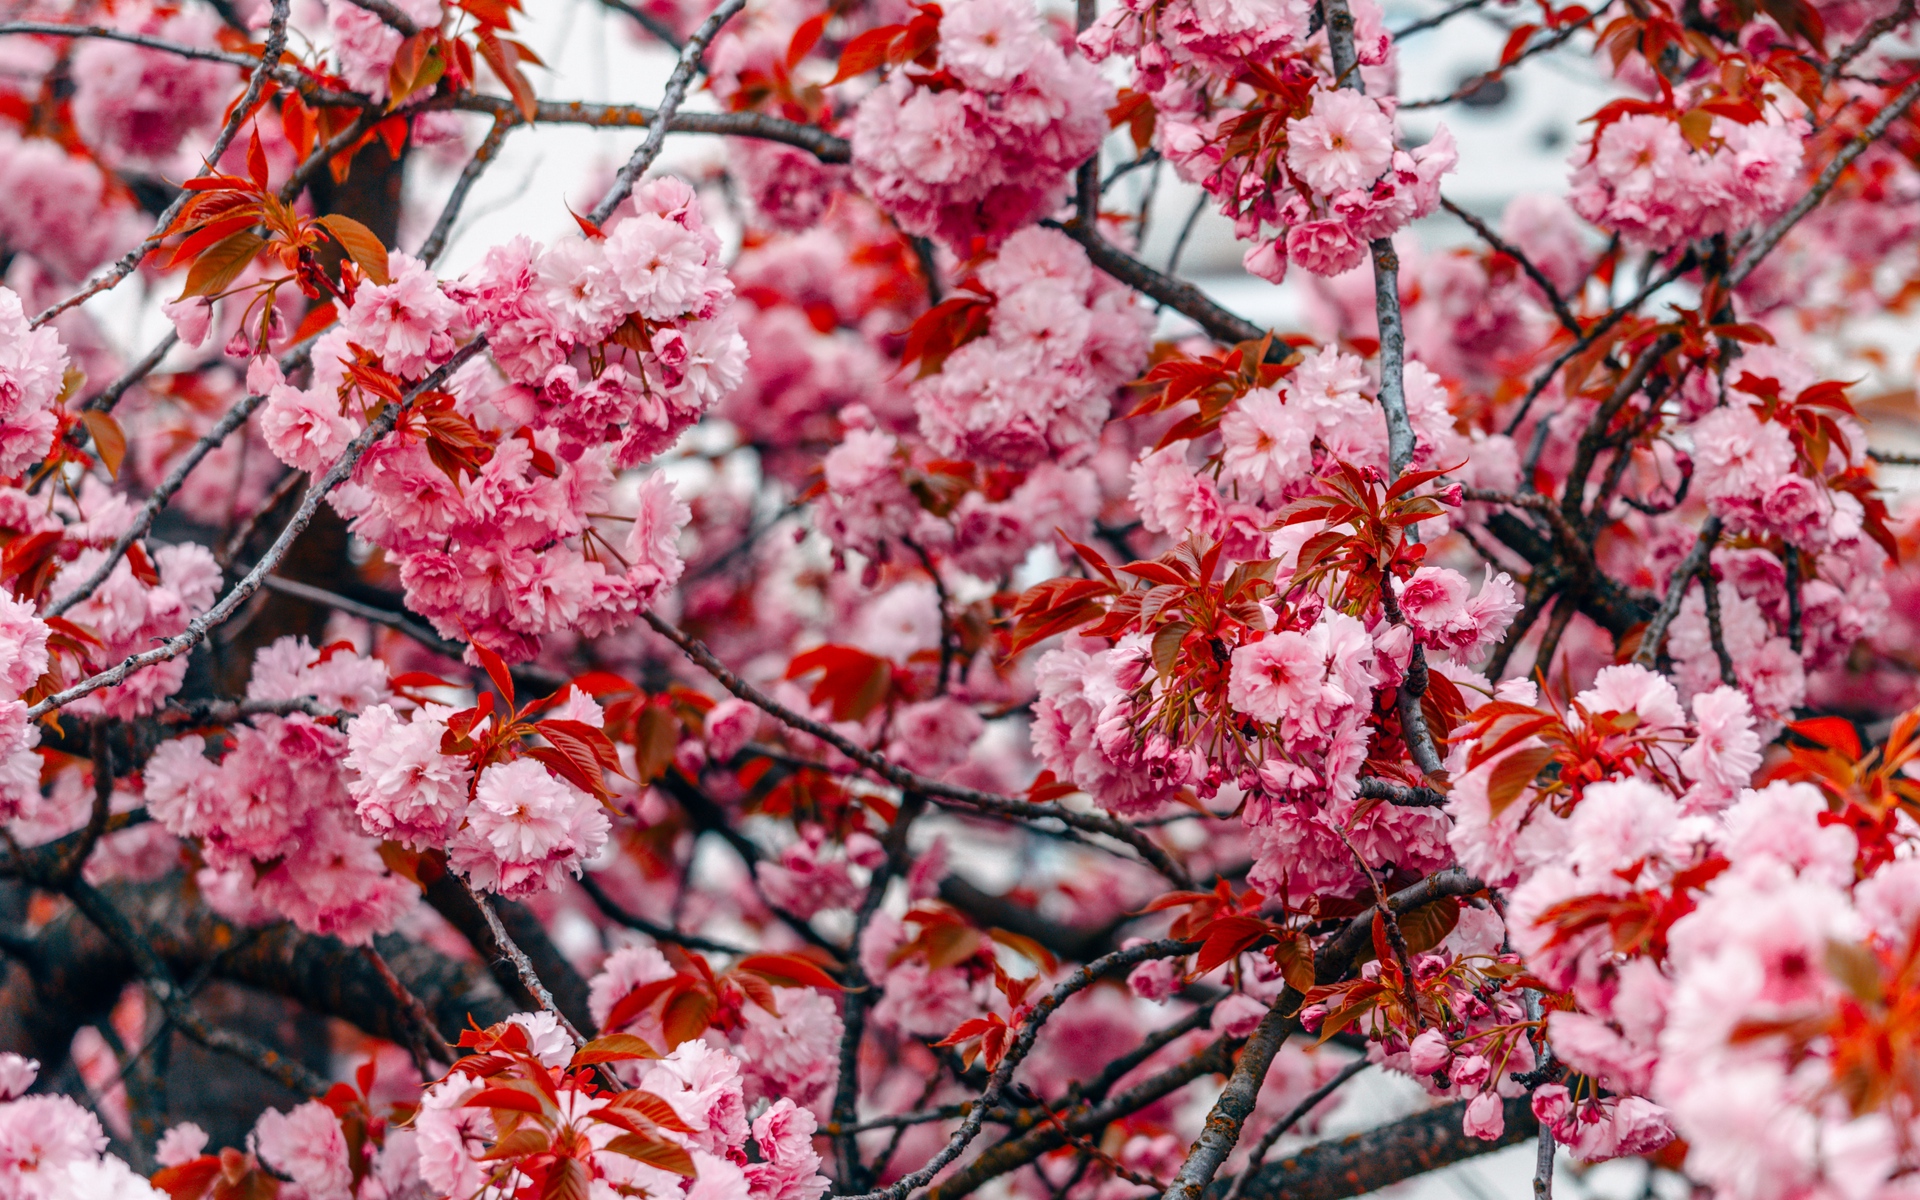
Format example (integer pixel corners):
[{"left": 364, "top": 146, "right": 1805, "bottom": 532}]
[{"left": 1, "top": 0, "right": 1920, "bottom": 1197}]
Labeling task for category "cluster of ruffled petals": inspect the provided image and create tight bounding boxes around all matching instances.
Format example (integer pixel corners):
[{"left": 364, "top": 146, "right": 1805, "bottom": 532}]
[
  {"left": 0, "top": 133, "right": 146, "bottom": 283},
  {"left": 68, "top": 0, "right": 234, "bottom": 175},
  {"left": 258, "top": 195, "right": 722, "bottom": 661},
  {"left": 0, "top": 1053, "right": 164, "bottom": 1200},
  {"left": 914, "top": 228, "right": 1153, "bottom": 467},
  {"left": 450, "top": 177, "right": 748, "bottom": 468},
  {"left": 1422, "top": 662, "right": 1920, "bottom": 1174},
  {"left": 46, "top": 483, "right": 223, "bottom": 721},
  {"left": 1133, "top": 347, "right": 1473, "bottom": 551},
  {"left": 142, "top": 637, "right": 418, "bottom": 943},
  {"left": 345, "top": 688, "right": 612, "bottom": 898},
  {"left": 1084, "top": 0, "right": 1455, "bottom": 280},
  {"left": 0, "top": 287, "right": 68, "bottom": 479},
  {"left": 849, "top": 0, "right": 1112, "bottom": 253},
  {"left": 1569, "top": 109, "right": 1807, "bottom": 248}
]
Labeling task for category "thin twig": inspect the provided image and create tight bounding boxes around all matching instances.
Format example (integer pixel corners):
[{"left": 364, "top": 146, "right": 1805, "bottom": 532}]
[
  {"left": 1401, "top": 7, "right": 1608, "bottom": 109},
  {"left": 30, "top": 341, "right": 486, "bottom": 718},
  {"left": 1632, "top": 517, "right": 1721, "bottom": 667},
  {"left": 834, "top": 938, "right": 1199, "bottom": 1200},
  {"left": 64, "top": 878, "right": 328, "bottom": 1096},
  {"left": 575, "top": 872, "right": 748, "bottom": 955},
  {"left": 1441, "top": 197, "right": 1581, "bottom": 335},
  {"left": 1729, "top": 70, "right": 1920, "bottom": 287},
  {"left": 45, "top": 336, "right": 320, "bottom": 618},
  {"left": 588, "top": 0, "right": 748, "bottom": 225},
  {"left": 417, "top": 113, "right": 514, "bottom": 265},
  {"left": 1220, "top": 1058, "right": 1370, "bottom": 1200},
  {"left": 463, "top": 878, "right": 589, "bottom": 1046},
  {"left": 1393, "top": 0, "right": 1494, "bottom": 38},
  {"left": 599, "top": 0, "right": 687, "bottom": 50},
  {"left": 641, "top": 612, "right": 1192, "bottom": 886},
  {"left": 30, "top": 0, "right": 293, "bottom": 325}
]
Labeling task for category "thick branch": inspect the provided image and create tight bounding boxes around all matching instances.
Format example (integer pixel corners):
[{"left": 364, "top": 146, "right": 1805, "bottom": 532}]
[{"left": 1225, "top": 1095, "right": 1539, "bottom": 1200}]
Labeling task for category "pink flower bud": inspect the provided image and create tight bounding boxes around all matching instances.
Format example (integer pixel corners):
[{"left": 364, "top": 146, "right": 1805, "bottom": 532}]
[
  {"left": 1463, "top": 1091, "right": 1505, "bottom": 1140},
  {"left": 1449, "top": 1053, "right": 1492, "bottom": 1093},
  {"left": 1408, "top": 1029, "right": 1452, "bottom": 1076},
  {"left": 163, "top": 296, "right": 213, "bottom": 348}
]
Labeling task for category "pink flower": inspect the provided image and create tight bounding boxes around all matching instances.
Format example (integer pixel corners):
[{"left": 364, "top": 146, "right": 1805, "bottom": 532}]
[
  {"left": 637, "top": 1040, "right": 750, "bottom": 1156},
  {"left": 162, "top": 297, "right": 213, "bottom": 349},
  {"left": 885, "top": 698, "right": 984, "bottom": 775},
  {"left": 1462, "top": 1091, "right": 1505, "bottom": 1140},
  {"left": 345, "top": 703, "right": 473, "bottom": 848},
  {"left": 343, "top": 251, "right": 462, "bottom": 378},
  {"left": 1286, "top": 219, "right": 1367, "bottom": 276},
  {"left": 1408, "top": 1029, "right": 1451, "bottom": 1075},
  {"left": 250, "top": 1101, "right": 350, "bottom": 1198},
  {"left": 154, "top": 1123, "right": 208, "bottom": 1168},
  {"left": 1220, "top": 387, "right": 1315, "bottom": 494},
  {"left": 738, "top": 990, "right": 842, "bottom": 1117},
  {"left": 450, "top": 758, "right": 611, "bottom": 897},
  {"left": 70, "top": 2, "right": 233, "bottom": 173},
  {"left": 0, "top": 1095, "right": 108, "bottom": 1191},
  {"left": 625, "top": 473, "right": 691, "bottom": 600},
  {"left": 1690, "top": 403, "right": 1795, "bottom": 508},
  {"left": 1679, "top": 686, "right": 1762, "bottom": 808},
  {"left": 260, "top": 384, "right": 357, "bottom": 474},
  {"left": 939, "top": 0, "right": 1047, "bottom": 90},
  {"left": 1244, "top": 238, "right": 1289, "bottom": 283},
  {"left": 1230, "top": 630, "right": 1321, "bottom": 725},
  {"left": 704, "top": 698, "right": 762, "bottom": 764},
  {"left": 1287, "top": 91, "right": 1395, "bottom": 197},
  {"left": 745, "top": 1100, "right": 831, "bottom": 1200},
  {"left": 0, "top": 1055, "right": 35, "bottom": 1101},
  {"left": 604, "top": 212, "right": 723, "bottom": 322}
]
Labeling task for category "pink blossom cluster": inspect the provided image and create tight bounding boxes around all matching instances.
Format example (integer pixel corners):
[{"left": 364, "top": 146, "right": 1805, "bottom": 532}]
[
  {"left": 848, "top": 0, "right": 1112, "bottom": 253},
  {"left": 0, "top": 1053, "right": 164, "bottom": 1200},
  {"left": 0, "top": 132, "right": 145, "bottom": 283},
  {"left": 257, "top": 224, "right": 714, "bottom": 661},
  {"left": 142, "top": 637, "right": 419, "bottom": 944},
  {"left": 914, "top": 228, "right": 1153, "bottom": 467},
  {"left": 451, "top": 177, "right": 748, "bottom": 468},
  {"left": 1132, "top": 347, "right": 1474, "bottom": 554},
  {"left": 68, "top": 0, "right": 234, "bottom": 175},
  {"left": 1569, "top": 112, "right": 1807, "bottom": 248},
  {"left": 0, "top": 286, "right": 67, "bottom": 479},
  {"left": 48, "top": 486, "right": 224, "bottom": 721},
  {"left": 344, "top": 689, "right": 613, "bottom": 898},
  {"left": 1084, "top": 0, "right": 1456, "bottom": 280}
]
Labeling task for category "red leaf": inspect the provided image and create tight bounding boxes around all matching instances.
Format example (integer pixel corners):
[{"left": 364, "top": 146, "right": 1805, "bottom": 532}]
[
  {"left": 787, "top": 11, "right": 828, "bottom": 68},
  {"left": 463, "top": 1086, "right": 548, "bottom": 1113},
  {"left": 1195, "top": 914, "right": 1275, "bottom": 976},
  {"left": 829, "top": 24, "right": 908, "bottom": 83},
  {"left": 734, "top": 952, "right": 845, "bottom": 991}
]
